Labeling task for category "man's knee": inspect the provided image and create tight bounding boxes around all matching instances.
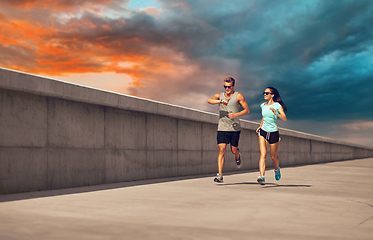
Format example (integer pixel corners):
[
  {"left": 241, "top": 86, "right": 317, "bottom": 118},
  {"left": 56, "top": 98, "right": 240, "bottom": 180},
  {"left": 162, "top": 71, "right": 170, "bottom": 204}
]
[
  {"left": 231, "top": 146, "right": 239, "bottom": 154},
  {"left": 218, "top": 145, "right": 227, "bottom": 153}
]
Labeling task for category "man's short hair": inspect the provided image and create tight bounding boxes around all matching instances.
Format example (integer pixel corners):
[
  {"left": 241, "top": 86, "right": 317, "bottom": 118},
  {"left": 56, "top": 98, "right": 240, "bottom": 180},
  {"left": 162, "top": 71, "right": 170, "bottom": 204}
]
[{"left": 224, "top": 77, "right": 235, "bottom": 86}]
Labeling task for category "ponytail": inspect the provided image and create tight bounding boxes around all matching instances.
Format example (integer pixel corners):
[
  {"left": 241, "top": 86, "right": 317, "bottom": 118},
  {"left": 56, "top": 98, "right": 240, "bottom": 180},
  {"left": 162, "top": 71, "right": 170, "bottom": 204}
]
[{"left": 267, "top": 87, "right": 287, "bottom": 112}]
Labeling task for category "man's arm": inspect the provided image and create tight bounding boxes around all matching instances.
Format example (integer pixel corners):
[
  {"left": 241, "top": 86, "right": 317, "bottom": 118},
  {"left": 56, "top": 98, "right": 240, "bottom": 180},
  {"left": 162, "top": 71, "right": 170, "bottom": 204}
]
[
  {"left": 207, "top": 93, "right": 222, "bottom": 105},
  {"left": 228, "top": 93, "right": 250, "bottom": 118}
]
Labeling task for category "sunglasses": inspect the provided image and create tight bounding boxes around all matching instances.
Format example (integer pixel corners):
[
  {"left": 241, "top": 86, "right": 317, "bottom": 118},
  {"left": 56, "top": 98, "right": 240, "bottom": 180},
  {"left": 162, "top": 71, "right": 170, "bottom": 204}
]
[
  {"left": 224, "top": 85, "right": 233, "bottom": 89},
  {"left": 263, "top": 92, "right": 272, "bottom": 95}
]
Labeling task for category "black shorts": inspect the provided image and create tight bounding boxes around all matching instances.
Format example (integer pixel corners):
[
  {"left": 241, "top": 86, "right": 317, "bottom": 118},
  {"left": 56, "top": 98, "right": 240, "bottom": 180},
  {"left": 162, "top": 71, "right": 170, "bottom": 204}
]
[
  {"left": 258, "top": 128, "right": 280, "bottom": 144},
  {"left": 217, "top": 131, "right": 241, "bottom": 147}
]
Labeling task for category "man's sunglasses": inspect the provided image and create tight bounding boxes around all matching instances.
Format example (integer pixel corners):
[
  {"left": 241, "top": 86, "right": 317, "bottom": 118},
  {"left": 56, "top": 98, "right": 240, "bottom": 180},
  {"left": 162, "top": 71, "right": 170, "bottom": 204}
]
[
  {"left": 224, "top": 85, "right": 233, "bottom": 89},
  {"left": 263, "top": 92, "right": 272, "bottom": 95}
]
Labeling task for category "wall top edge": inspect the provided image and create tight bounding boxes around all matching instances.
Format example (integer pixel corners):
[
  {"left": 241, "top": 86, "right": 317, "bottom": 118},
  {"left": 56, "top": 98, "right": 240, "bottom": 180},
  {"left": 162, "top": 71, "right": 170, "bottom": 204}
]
[
  {"left": 0, "top": 66, "right": 215, "bottom": 116},
  {"left": 1, "top": 66, "right": 372, "bottom": 150}
]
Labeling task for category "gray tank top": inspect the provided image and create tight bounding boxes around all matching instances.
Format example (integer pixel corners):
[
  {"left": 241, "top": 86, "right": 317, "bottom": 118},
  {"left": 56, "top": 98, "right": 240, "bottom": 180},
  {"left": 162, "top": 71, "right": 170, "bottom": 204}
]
[{"left": 218, "top": 92, "right": 242, "bottom": 131}]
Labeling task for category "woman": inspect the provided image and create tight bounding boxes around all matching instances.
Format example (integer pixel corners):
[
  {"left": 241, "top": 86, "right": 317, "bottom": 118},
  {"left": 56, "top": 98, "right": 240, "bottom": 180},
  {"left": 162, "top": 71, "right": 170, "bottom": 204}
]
[{"left": 256, "top": 87, "right": 287, "bottom": 185}]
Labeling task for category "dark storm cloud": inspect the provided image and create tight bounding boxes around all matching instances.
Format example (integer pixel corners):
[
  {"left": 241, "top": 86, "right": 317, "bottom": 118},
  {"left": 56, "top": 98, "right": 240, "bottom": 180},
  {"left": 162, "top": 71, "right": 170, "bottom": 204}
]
[
  {"left": 159, "top": 0, "right": 373, "bottom": 122},
  {"left": 55, "top": 9, "right": 222, "bottom": 58}
]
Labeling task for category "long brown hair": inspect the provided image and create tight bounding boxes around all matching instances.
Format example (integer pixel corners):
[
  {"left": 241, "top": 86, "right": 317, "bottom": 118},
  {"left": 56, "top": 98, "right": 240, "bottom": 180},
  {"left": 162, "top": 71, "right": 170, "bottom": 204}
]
[{"left": 267, "top": 87, "right": 287, "bottom": 112}]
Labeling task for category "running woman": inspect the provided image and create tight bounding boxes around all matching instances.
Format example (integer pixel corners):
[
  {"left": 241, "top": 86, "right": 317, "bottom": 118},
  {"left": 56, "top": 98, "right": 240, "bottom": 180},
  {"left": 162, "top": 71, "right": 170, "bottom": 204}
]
[
  {"left": 256, "top": 87, "right": 287, "bottom": 185},
  {"left": 208, "top": 77, "right": 250, "bottom": 183}
]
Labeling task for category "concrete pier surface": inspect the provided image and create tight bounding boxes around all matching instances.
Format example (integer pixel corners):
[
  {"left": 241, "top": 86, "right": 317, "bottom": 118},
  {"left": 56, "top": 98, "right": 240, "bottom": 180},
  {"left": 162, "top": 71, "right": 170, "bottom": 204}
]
[{"left": 1, "top": 158, "right": 372, "bottom": 240}]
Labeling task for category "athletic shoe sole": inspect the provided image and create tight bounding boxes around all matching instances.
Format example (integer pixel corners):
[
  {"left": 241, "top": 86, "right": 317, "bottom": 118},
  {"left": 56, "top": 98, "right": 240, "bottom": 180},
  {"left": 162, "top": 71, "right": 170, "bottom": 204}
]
[
  {"left": 214, "top": 178, "right": 224, "bottom": 183},
  {"left": 257, "top": 177, "right": 265, "bottom": 185},
  {"left": 236, "top": 154, "right": 242, "bottom": 169}
]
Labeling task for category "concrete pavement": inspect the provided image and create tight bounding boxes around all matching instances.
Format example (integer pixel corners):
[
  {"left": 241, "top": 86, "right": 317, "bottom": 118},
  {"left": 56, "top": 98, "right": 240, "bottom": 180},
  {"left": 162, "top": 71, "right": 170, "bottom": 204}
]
[{"left": 1, "top": 158, "right": 372, "bottom": 240}]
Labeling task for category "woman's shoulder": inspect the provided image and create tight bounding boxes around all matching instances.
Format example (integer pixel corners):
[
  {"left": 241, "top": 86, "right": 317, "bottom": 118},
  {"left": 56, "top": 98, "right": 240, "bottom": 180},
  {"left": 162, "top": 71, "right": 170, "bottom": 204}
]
[
  {"left": 274, "top": 102, "right": 282, "bottom": 108},
  {"left": 260, "top": 102, "right": 266, "bottom": 107}
]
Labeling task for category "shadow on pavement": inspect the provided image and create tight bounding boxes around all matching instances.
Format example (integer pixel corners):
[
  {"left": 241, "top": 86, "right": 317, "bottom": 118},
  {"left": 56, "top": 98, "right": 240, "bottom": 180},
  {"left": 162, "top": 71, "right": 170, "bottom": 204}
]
[
  {"left": 0, "top": 174, "right": 214, "bottom": 203},
  {"left": 262, "top": 183, "right": 312, "bottom": 188},
  {"left": 219, "top": 182, "right": 312, "bottom": 188}
]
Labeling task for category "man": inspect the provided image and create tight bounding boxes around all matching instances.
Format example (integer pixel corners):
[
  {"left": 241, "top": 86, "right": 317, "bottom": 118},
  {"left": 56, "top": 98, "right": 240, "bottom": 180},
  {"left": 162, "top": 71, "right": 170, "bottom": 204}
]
[{"left": 207, "top": 77, "right": 250, "bottom": 182}]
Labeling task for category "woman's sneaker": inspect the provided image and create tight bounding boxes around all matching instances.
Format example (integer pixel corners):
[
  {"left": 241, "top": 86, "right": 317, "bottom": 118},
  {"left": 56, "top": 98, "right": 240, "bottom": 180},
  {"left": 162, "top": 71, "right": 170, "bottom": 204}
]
[
  {"left": 235, "top": 154, "right": 242, "bottom": 169},
  {"left": 257, "top": 176, "right": 265, "bottom": 185},
  {"left": 214, "top": 173, "right": 223, "bottom": 183},
  {"left": 275, "top": 167, "right": 281, "bottom": 181}
]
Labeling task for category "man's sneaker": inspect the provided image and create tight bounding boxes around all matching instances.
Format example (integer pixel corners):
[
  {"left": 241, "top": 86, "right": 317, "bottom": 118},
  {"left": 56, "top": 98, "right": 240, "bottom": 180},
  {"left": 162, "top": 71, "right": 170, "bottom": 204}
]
[
  {"left": 275, "top": 167, "right": 281, "bottom": 181},
  {"left": 214, "top": 173, "right": 224, "bottom": 183},
  {"left": 235, "top": 154, "right": 242, "bottom": 169},
  {"left": 257, "top": 176, "right": 265, "bottom": 185}
]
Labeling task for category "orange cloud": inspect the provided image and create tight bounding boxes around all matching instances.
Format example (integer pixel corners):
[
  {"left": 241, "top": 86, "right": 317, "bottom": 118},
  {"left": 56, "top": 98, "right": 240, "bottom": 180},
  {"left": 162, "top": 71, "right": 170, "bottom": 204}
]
[
  {"left": 0, "top": 0, "right": 231, "bottom": 110},
  {"left": 1, "top": 0, "right": 117, "bottom": 12},
  {"left": 2, "top": 0, "right": 202, "bottom": 82},
  {"left": 141, "top": 7, "right": 161, "bottom": 17}
]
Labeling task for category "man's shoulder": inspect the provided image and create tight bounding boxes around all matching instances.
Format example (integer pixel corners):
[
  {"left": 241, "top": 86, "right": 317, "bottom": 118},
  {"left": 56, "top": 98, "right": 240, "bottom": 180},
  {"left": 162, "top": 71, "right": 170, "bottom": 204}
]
[{"left": 235, "top": 92, "right": 244, "bottom": 98}]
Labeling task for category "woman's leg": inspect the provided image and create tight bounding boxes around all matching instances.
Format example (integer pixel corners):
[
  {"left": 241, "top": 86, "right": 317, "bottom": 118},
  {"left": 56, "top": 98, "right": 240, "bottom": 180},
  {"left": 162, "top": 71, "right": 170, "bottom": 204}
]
[
  {"left": 258, "top": 136, "right": 268, "bottom": 176},
  {"left": 270, "top": 141, "right": 280, "bottom": 170}
]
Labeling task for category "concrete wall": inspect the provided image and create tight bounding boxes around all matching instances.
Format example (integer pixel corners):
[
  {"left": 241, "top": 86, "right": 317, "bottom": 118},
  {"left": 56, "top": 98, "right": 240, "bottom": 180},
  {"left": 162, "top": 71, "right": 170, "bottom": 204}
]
[{"left": 1, "top": 67, "right": 373, "bottom": 194}]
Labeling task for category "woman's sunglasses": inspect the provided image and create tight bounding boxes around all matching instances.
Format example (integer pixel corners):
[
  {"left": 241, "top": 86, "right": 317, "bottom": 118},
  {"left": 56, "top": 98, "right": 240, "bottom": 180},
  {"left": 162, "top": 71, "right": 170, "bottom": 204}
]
[
  {"left": 263, "top": 92, "right": 272, "bottom": 95},
  {"left": 224, "top": 85, "right": 232, "bottom": 89}
]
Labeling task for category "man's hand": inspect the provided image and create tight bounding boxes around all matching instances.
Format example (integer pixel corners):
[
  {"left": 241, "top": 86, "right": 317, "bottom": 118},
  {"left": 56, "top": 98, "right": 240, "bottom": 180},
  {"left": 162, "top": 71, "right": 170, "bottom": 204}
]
[
  {"left": 228, "top": 112, "right": 236, "bottom": 119},
  {"left": 221, "top": 99, "right": 228, "bottom": 106}
]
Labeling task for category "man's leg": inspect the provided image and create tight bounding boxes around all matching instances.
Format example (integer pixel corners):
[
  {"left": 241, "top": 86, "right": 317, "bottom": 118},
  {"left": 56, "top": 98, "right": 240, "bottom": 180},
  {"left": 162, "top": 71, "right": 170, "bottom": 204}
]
[
  {"left": 231, "top": 145, "right": 242, "bottom": 169},
  {"left": 231, "top": 145, "right": 240, "bottom": 160},
  {"left": 230, "top": 131, "right": 241, "bottom": 168},
  {"left": 217, "top": 143, "right": 227, "bottom": 174}
]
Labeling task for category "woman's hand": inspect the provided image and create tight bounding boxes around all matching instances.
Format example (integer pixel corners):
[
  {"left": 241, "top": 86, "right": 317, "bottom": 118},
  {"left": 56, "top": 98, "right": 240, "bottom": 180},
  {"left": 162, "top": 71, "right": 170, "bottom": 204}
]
[
  {"left": 256, "top": 127, "right": 261, "bottom": 133},
  {"left": 270, "top": 107, "right": 277, "bottom": 115}
]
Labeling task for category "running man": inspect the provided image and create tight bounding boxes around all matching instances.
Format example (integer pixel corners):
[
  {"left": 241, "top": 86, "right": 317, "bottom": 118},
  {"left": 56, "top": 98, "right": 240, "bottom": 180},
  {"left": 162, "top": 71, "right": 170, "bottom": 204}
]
[{"left": 207, "top": 77, "right": 250, "bottom": 182}]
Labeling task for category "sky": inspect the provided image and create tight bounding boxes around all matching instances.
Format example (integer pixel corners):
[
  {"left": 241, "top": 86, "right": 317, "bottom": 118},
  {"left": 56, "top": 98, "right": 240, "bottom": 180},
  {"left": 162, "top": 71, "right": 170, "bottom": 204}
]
[{"left": 1, "top": 0, "right": 373, "bottom": 147}]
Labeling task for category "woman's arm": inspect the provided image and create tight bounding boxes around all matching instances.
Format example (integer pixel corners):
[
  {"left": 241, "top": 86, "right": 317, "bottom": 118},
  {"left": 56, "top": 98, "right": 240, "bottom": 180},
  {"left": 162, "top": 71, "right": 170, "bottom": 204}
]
[
  {"left": 277, "top": 107, "right": 287, "bottom": 121},
  {"left": 256, "top": 118, "right": 264, "bottom": 133}
]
